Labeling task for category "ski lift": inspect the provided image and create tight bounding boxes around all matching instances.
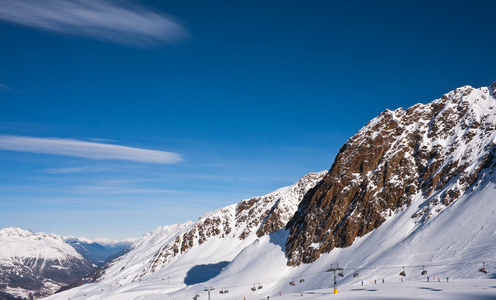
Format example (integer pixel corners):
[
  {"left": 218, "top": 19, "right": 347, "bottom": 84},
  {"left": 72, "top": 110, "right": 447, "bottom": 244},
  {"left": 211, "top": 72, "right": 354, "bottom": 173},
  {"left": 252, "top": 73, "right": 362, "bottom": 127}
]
[
  {"left": 399, "top": 266, "right": 406, "bottom": 277},
  {"left": 353, "top": 272, "right": 359, "bottom": 277},
  {"left": 258, "top": 282, "right": 263, "bottom": 290},
  {"left": 338, "top": 272, "right": 344, "bottom": 277},
  {"left": 251, "top": 284, "right": 257, "bottom": 291},
  {"left": 223, "top": 288, "right": 229, "bottom": 294},
  {"left": 289, "top": 278, "right": 295, "bottom": 286},
  {"left": 299, "top": 276, "right": 305, "bottom": 283},
  {"left": 421, "top": 265, "right": 427, "bottom": 275},
  {"left": 479, "top": 262, "right": 488, "bottom": 274}
]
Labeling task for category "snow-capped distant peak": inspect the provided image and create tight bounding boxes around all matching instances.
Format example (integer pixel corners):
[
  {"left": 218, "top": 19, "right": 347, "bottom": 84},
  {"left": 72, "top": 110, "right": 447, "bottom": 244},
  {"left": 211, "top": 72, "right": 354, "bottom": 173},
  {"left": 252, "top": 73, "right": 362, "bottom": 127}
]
[
  {"left": 0, "top": 227, "right": 82, "bottom": 260},
  {"left": 0, "top": 227, "right": 96, "bottom": 299}
]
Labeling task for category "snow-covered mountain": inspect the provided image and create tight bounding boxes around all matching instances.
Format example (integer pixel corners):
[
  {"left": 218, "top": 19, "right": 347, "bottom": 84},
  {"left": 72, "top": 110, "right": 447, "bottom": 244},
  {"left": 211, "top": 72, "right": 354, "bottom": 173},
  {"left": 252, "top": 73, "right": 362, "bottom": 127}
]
[
  {"left": 46, "top": 82, "right": 496, "bottom": 300},
  {"left": 82, "top": 171, "right": 326, "bottom": 286},
  {"left": 64, "top": 236, "right": 132, "bottom": 265},
  {"left": 286, "top": 81, "right": 496, "bottom": 266},
  {"left": 0, "top": 228, "right": 95, "bottom": 299}
]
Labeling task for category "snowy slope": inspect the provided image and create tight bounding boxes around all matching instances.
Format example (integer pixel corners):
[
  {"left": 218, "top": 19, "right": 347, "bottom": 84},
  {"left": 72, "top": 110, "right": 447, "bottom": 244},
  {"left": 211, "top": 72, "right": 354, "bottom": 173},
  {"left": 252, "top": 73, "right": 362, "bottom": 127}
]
[
  {"left": 0, "top": 228, "right": 95, "bottom": 299},
  {"left": 44, "top": 176, "right": 496, "bottom": 300},
  {"left": 45, "top": 83, "right": 496, "bottom": 300}
]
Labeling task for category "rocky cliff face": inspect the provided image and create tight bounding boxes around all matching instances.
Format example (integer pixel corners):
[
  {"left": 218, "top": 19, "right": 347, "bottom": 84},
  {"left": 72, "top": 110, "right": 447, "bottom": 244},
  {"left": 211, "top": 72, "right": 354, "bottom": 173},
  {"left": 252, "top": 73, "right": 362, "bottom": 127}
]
[{"left": 285, "top": 82, "right": 496, "bottom": 266}]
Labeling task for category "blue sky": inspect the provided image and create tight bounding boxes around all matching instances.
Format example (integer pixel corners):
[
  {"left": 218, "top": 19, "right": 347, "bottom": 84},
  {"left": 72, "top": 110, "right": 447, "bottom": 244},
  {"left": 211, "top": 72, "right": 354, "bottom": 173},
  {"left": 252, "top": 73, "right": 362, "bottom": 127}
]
[{"left": 1, "top": 0, "right": 495, "bottom": 240}]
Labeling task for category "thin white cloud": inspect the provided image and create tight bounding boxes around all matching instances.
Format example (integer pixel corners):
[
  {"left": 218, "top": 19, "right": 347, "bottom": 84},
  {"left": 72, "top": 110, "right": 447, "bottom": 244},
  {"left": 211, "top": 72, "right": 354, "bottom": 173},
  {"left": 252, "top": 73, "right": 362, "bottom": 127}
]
[
  {"left": 0, "top": 135, "right": 182, "bottom": 164},
  {"left": 0, "top": 0, "right": 187, "bottom": 47},
  {"left": 0, "top": 83, "right": 20, "bottom": 92},
  {"left": 42, "top": 166, "right": 114, "bottom": 174}
]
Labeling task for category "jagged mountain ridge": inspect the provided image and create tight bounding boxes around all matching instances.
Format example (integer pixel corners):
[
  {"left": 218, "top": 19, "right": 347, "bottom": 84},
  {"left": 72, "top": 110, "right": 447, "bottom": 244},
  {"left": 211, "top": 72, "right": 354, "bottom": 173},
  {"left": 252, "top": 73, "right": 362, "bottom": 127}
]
[
  {"left": 92, "top": 171, "right": 327, "bottom": 283},
  {"left": 0, "top": 228, "right": 95, "bottom": 299},
  {"left": 285, "top": 82, "right": 496, "bottom": 266}
]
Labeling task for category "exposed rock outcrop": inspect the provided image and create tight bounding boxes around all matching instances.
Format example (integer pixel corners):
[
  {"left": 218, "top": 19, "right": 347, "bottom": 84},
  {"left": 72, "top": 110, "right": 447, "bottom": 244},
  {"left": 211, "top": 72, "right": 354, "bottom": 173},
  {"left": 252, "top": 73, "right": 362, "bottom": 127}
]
[{"left": 285, "top": 83, "right": 496, "bottom": 266}]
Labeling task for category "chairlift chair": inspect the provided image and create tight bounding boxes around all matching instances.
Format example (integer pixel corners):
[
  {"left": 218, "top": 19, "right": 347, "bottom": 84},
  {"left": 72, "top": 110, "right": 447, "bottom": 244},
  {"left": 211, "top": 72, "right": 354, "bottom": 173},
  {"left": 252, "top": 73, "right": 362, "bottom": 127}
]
[
  {"left": 421, "top": 265, "right": 427, "bottom": 275},
  {"left": 258, "top": 282, "right": 263, "bottom": 289},
  {"left": 399, "top": 266, "right": 406, "bottom": 276},
  {"left": 338, "top": 272, "right": 344, "bottom": 277},
  {"left": 353, "top": 272, "right": 359, "bottom": 277},
  {"left": 251, "top": 285, "right": 256, "bottom": 291}
]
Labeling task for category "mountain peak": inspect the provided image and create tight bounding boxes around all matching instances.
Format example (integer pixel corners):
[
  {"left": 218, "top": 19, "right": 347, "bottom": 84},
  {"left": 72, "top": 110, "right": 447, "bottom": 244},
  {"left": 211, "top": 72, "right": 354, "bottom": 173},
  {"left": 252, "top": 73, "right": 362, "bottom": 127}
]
[{"left": 285, "top": 83, "right": 496, "bottom": 266}]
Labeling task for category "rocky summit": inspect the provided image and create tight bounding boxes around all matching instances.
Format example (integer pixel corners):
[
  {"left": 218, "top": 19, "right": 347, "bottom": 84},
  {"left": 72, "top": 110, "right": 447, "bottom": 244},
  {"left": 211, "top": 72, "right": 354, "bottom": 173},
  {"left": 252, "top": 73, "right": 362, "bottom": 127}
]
[{"left": 285, "top": 82, "right": 496, "bottom": 266}]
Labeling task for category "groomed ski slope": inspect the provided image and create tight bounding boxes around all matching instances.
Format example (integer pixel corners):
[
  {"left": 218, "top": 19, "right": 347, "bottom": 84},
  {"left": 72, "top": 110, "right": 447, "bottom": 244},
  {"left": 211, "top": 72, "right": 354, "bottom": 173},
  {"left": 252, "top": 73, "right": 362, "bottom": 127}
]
[{"left": 46, "top": 168, "right": 496, "bottom": 299}]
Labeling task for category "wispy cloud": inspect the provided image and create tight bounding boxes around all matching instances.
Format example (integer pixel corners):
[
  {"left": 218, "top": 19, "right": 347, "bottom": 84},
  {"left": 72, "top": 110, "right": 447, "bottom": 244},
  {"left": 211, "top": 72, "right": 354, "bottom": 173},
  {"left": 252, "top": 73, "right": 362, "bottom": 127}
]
[
  {"left": 0, "top": 83, "right": 20, "bottom": 92},
  {"left": 74, "top": 185, "right": 177, "bottom": 195},
  {"left": 0, "top": 135, "right": 182, "bottom": 164},
  {"left": 42, "top": 165, "right": 115, "bottom": 174},
  {"left": 0, "top": 0, "right": 187, "bottom": 47}
]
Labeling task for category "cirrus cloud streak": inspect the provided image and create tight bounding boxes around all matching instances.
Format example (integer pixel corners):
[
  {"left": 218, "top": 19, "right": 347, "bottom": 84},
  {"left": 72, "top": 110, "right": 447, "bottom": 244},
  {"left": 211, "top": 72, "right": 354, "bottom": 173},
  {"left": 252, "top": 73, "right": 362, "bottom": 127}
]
[
  {"left": 0, "top": 0, "right": 187, "bottom": 47},
  {"left": 0, "top": 135, "right": 182, "bottom": 164}
]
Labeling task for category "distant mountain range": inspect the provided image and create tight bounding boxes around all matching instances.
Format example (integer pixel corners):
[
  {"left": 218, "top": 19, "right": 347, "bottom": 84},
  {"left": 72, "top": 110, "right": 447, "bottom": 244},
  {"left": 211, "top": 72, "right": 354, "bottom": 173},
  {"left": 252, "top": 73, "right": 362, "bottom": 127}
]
[
  {"left": 0, "top": 228, "right": 132, "bottom": 299},
  {"left": 64, "top": 236, "right": 132, "bottom": 266}
]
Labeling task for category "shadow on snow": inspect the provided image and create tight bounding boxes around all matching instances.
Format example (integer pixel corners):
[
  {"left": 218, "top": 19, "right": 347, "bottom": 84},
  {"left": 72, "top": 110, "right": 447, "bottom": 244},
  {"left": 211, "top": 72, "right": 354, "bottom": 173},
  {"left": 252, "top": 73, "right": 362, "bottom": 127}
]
[{"left": 184, "top": 261, "right": 230, "bottom": 285}]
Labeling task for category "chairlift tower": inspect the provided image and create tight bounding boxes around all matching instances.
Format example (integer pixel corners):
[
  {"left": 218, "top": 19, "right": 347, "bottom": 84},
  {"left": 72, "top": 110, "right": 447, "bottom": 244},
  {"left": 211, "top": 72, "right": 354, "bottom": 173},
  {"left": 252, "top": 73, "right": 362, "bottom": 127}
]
[
  {"left": 204, "top": 287, "right": 215, "bottom": 300},
  {"left": 326, "top": 263, "right": 344, "bottom": 294}
]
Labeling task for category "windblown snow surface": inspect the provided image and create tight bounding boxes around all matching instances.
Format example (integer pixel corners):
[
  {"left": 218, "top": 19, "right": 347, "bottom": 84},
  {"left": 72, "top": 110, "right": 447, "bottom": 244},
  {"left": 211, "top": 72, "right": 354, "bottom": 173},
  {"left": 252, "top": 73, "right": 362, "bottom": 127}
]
[{"left": 46, "top": 85, "right": 496, "bottom": 300}]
